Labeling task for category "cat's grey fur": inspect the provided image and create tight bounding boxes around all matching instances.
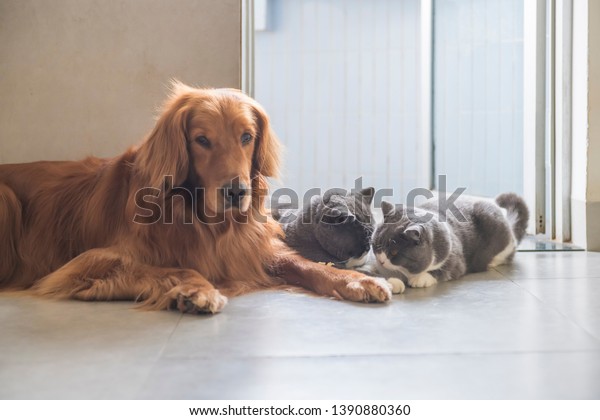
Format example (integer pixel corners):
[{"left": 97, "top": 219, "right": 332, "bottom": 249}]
[
  {"left": 273, "top": 188, "right": 375, "bottom": 268},
  {"left": 372, "top": 193, "right": 529, "bottom": 288}
]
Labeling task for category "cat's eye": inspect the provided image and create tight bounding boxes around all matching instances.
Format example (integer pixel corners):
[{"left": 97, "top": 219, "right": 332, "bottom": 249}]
[
  {"left": 334, "top": 215, "right": 347, "bottom": 224},
  {"left": 322, "top": 208, "right": 346, "bottom": 225},
  {"left": 196, "top": 135, "right": 211, "bottom": 148},
  {"left": 388, "top": 239, "right": 399, "bottom": 257},
  {"left": 333, "top": 214, "right": 353, "bottom": 225},
  {"left": 326, "top": 214, "right": 346, "bottom": 225},
  {"left": 241, "top": 133, "right": 253, "bottom": 145}
]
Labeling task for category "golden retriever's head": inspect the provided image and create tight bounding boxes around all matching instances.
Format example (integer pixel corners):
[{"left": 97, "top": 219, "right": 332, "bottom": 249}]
[{"left": 136, "top": 81, "right": 280, "bottom": 215}]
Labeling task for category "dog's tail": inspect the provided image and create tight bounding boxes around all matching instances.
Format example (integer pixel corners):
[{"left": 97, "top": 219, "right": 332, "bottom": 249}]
[
  {"left": 495, "top": 192, "right": 529, "bottom": 243},
  {"left": 0, "top": 184, "right": 22, "bottom": 285}
]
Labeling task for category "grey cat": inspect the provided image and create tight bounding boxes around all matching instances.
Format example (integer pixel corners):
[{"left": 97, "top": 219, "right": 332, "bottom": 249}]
[
  {"left": 372, "top": 193, "right": 529, "bottom": 289},
  {"left": 273, "top": 187, "right": 375, "bottom": 269}
]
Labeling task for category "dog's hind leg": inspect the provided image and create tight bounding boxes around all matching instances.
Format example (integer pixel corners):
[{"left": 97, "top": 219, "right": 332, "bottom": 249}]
[
  {"left": 0, "top": 184, "right": 22, "bottom": 286},
  {"left": 32, "top": 247, "right": 227, "bottom": 314}
]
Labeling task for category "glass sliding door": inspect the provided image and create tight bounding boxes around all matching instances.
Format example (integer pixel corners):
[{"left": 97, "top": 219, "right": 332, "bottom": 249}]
[
  {"left": 432, "top": 0, "right": 524, "bottom": 198},
  {"left": 254, "top": 0, "right": 426, "bottom": 201}
]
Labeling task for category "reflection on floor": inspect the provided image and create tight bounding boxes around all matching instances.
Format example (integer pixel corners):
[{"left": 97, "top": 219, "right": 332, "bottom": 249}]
[
  {"left": 1, "top": 251, "right": 599, "bottom": 399},
  {"left": 518, "top": 235, "right": 584, "bottom": 252}
]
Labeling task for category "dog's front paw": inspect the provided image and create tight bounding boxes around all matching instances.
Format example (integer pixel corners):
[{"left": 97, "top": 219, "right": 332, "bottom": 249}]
[
  {"left": 335, "top": 276, "right": 392, "bottom": 303},
  {"left": 169, "top": 286, "right": 228, "bottom": 314},
  {"left": 407, "top": 272, "right": 437, "bottom": 288}
]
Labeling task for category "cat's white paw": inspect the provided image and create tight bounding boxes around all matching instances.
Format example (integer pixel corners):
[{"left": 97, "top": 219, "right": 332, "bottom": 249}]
[
  {"left": 408, "top": 272, "right": 437, "bottom": 288},
  {"left": 387, "top": 277, "right": 406, "bottom": 294},
  {"left": 345, "top": 252, "right": 369, "bottom": 269},
  {"left": 488, "top": 240, "right": 517, "bottom": 268}
]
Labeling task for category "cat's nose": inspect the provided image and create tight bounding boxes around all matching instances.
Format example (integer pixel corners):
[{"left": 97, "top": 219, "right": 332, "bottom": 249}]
[{"left": 376, "top": 253, "right": 385, "bottom": 264}]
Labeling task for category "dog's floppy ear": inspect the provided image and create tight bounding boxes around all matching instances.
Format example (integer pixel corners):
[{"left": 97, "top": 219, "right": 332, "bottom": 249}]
[
  {"left": 249, "top": 99, "right": 281, "bottom": 179},
  {"left": 136, "top": 83, "right": 191, "bottom": 191}
]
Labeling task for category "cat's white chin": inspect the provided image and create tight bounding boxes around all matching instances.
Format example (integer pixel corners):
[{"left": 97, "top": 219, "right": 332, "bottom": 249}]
[
  {"left": 344, "top": 252, "right": 369, "bottom": 269},
  {"left": 374, "top": 252, "right": 412, "bottom": 279}
]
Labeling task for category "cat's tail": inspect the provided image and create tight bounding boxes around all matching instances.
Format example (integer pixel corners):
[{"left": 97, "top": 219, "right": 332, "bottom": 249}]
[
  {"left": 270, "top": 206, "right": 282, "bottom": 221},
  {"left": 495, "top": 192, "right": 529, "bottom": 243},
  {"left": 270, "top": 204, "right": 293, "bottom": 222},
  {"left": 269, "top": 202, "right": 288, "bottom": 221}
]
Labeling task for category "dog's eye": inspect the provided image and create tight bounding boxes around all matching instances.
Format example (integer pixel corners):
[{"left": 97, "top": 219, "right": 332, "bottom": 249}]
[
  {"left": 195, "top": 136, "right": 211, "bottom": 148},
  {"left": 241, "top": 133, "right": 253, "bottom": 145}
]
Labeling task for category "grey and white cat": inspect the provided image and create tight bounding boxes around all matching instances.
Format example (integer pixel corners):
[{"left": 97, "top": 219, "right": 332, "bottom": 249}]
[
  {"left": 372, "top": 193, "right": 529, "bottom": 289},
  {"left": 273, "top": 188, "right": 375, "bottom": 269}
]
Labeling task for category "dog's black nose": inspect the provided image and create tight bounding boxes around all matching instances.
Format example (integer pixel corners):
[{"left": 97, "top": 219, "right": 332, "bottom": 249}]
[{"left": 222, "top": 181, "right": 248, "bottom": 207}]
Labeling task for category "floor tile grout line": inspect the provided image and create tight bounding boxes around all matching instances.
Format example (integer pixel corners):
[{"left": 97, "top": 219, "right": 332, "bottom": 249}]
[
  {"left": 509, "top": 276, "right": 600, "bottom": 280},
  {"left": 155, "top": 348, "right": 600, "bottom": 362},
  {"left": 129, "top": 312, "right": 184, "bottom": 398},
  {"left": 490, "top": 266, "right": 511, "bottom": 279},
  {"left": 509, "top": 278, "right": 600, "bottom": 343},
  {"left": 501, "top": 274, "right": 600, "bottom": 280}
]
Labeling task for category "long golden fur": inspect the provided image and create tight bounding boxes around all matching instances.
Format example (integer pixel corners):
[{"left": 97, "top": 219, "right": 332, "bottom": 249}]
[{"left": 0, "top": 82, "right": 391, "bottom": 313}]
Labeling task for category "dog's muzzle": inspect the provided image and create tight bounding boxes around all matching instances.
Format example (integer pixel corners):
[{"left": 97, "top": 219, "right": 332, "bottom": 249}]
[{"left": 221, "top": 180, "right": 249, "bottom": 209}]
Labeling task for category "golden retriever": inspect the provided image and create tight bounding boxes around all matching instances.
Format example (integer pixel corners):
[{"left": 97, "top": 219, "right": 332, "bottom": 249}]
[{"left": 0, "top": 81, "right": 391, "bottom": 313}]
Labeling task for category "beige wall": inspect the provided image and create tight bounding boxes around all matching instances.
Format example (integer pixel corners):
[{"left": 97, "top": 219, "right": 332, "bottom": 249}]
[
  {"left": 585, "top": 0, "right": 600, "bottom": 251},
  {"left": 571, "top": 0, "right": 600, "bottom": 250},
  {"left": 586, "top": 0, "right": 600, "bottom": 202},
  {"left": 0, "top": 0, "right": 241, "bottom": 163}
]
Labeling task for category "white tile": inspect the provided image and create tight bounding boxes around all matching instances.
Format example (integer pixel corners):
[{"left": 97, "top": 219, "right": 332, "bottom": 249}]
[
  {"left": 0, "top": 295, "right": 180, "bottom": 363},
  {"left": 0, "top": 359, "right": 153, "bottom": 399},
  {"left": 160, "top": 272, "right": 600, "bottom": 360},
  {"left": 513, "top": 276, "right": 600, "bottom": 339},
  {"left": 497, "top": 251, "right": 600, "bottom": 279},
  {"left": 139, "top": 351, "right": 600, "bottom": 399},
  {"left": 3, "top": 252, "right": 600, "bottom": 399}
]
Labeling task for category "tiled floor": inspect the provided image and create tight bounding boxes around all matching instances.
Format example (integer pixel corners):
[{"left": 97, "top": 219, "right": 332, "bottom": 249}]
[{"left": 1, "top": 251, "right": 599, "bottom": 399}]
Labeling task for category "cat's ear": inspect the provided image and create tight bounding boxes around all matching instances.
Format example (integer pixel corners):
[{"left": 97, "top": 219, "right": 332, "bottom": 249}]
[
  {"left": 350, "top": 187, "right": 375, "bottom": 206},
  {"left": 404, "top": 225, "right": 422, "bottom": 245},
  {"left": 321, "top": 207, "right": 354, "bottom": 225},
  {"left": 360, "top": 187, "right": 375, "bottom": 205},
  {"left": 381, "top": 201, "right": 395, "bottom": 219},
  {"left": 323, "top": 188, "right": 345, "bottom": 204}
]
